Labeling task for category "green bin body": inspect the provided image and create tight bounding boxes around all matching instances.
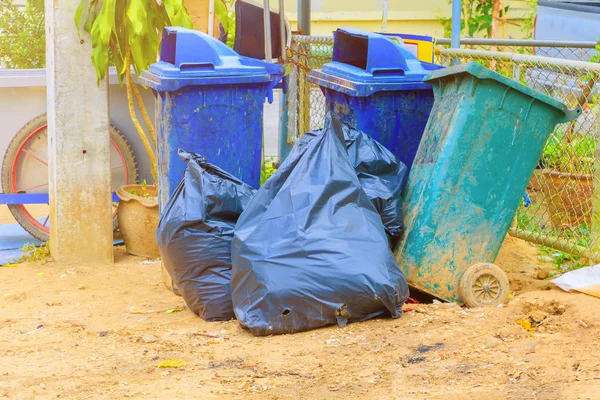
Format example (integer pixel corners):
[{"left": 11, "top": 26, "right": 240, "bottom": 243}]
[{"left": 396, "top": 62, "right": 581, "bottom": 303}]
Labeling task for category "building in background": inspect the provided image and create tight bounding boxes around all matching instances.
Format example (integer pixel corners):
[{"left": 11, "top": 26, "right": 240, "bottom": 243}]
[{"left": 283, "top": 0, "right": 531, "bottom": 38}]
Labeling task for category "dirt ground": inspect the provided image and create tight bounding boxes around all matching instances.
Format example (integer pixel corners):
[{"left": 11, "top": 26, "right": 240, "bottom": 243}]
[{"left": 1, "top": 234, "right": 599, "bottom": 399}]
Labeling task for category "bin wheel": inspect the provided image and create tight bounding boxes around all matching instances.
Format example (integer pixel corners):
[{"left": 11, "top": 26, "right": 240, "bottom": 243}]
[
  {"left": 1, "top": 113, "right": 139, "bottom": 242},
  {"left": 459, "top": 263, "right": 509, "bottom": 308}
]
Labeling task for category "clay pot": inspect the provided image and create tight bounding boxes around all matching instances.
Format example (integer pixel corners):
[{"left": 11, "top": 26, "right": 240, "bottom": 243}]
[
  {"left": 116, "top": 184, "right": 160, "bottom": 258},
  {"left": 541, "top": 169, "right": 593, "bottom": 228},
  {"left": 527, "top": 169, "right": 543, "bottom": 192}
]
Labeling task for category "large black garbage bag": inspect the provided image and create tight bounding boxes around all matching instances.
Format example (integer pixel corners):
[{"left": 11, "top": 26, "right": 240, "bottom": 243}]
[
  {"left": 292, "top": 114, "right": 407, "bottom": 237},
  {"left": 345, "top": 127, "right": 407, "bottom": 237},
  {"left": 231, "top": 114, "right": 409, "bottom": 336},
  {"left": 157, "top": 150, "right": 256, "bottom": 321}
]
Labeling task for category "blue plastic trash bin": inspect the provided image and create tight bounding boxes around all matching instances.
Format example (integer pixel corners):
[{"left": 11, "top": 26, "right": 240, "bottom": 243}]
[
  {"left": 307, "top": 28, "right": 443, "bottom": 173},
  {"left": 142, "top": 27, "right": 284, "bottom": 209}
]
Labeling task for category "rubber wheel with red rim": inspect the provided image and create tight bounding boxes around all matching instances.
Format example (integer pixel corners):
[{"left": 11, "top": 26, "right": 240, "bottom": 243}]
[{"left": 1, "top": 113, "right": 140, "bottom": 242}]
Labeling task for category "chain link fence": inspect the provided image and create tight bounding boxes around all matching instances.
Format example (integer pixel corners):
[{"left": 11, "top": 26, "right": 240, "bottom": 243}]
[
  {"left": 284, "top": 36, "right": 333, "bottom": 146},
  {"left": 436, "top": 38, "right": 598, "bottom": 62},
  {"left": 285, "top": 36, "right": 600, "bottom": 264}
]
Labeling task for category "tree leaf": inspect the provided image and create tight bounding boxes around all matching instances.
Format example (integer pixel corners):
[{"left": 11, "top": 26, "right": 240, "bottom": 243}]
[
  {"left": 74, "top": 1, "right": 83, "bottom": 38},
  {"left": 83, "top": 1, "right": 100, "bottom": 34},
  {"left": 90, "top": 0, "right": 116, "bottom": 84},
  {"left": 114, "top": 0, "right": 129, "bottom": 66},
  {"left": 126, "top": 0, "right": 148, "bottom": 36},
  {"left": 91, "top": 42, "right": 109, "bottom": 85},
  {"left": 163, "top": 0, "right": 193, "bottom": 28},
  {"left": 109, "top": 38, "right": 124, "bottom": 86},
  {"left": 480, "top": 14, "right": 493, "bottom": 28},
  {"left": 215, "top": 0, "right": 229, "bottom": 34}
]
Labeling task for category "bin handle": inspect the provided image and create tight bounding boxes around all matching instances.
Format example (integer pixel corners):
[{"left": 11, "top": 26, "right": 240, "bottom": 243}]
[
  {"left": 372, "top": 69, "right": 405, "bottom": 78},
  {"left": 562, "top": 107, "right": 583, "bottom": 124},
  {"left": 179, "top": 63, "right": 216, "bottom": 72}
]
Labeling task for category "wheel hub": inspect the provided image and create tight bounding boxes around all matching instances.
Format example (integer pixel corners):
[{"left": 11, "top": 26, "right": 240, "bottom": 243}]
[{"left": 473, "top": 273, "right": 500, "bottom": 302}]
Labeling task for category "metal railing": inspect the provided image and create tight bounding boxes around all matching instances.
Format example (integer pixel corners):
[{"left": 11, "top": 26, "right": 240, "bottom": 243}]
[
  {"left": 436, "top": 38, "right": 598, "bottom": 61},
  {"left": 285, "top": 36, "right": 600, "bottom": 263}
]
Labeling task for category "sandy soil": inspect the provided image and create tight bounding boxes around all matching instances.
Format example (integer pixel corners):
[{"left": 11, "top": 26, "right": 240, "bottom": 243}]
[
  {"left": 1, "top": 239, "right": 599, "bottom": 400},
  {"left": 0, "top": 205, "right": 16, "bottom": 224}
]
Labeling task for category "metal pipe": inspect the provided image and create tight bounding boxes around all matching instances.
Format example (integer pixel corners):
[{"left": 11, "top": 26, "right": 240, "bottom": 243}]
[
  {"left": 208, "top": 0, "right": 215, "bottom": 37},
  {"left": 291, "top": 35, "right": 597, "bottom": 49},
  {"left": 279, "top": 0, "right": 286, "bottom": 60},
  {"left": 510, "top": 228, "right": 600, "bottom": 262},
  {"left": 437, "top": 38, "right": 598, "bottom": 48},
  {"left": 381, "top": 0, "right": 389, "bottom": 33},
  {"left": 439, "top": 47, "right": 600, "bottom": 71},
  {"left": 298, "top": 0, "right": 311, "bottom": 36},
  {"left": 292, "top": 35, "right": 333, "bottom": 43},
  {"left": 451, "top": 0, "right": 461, "bottom": 49},
  {"left": 279, "top": 89, "right": 291, "bottom": 162},
  {"left": 264, "top": 0, "right": 272, "bottom": 60}
]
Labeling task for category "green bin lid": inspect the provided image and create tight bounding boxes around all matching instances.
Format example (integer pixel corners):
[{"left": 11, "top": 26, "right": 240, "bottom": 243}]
[{"left": 424, "top": 62, "right": 582, "bottom": 123}]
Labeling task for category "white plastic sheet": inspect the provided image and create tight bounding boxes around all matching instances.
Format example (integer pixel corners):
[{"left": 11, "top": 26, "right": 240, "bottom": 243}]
[{"left": 551, "top": 265, "right": 600, "bottom": 299}]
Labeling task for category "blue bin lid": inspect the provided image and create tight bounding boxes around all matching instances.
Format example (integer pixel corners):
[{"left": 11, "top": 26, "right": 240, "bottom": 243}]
[
  {"left": 307, "top": 28, "right": 444, "bottom": 97},
  {"left": 142, "top": 27, "right": 284, "bottom": 92}
]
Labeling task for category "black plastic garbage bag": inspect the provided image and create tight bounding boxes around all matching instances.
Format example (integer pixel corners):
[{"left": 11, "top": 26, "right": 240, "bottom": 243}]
[
  {"left": 292, "top": 114, "right": 407, "bottom": 237},
  {"left": 157, "top": 150, "right": 256, "bottom": 321},
  {"left": 231, "top": 114, "right": 409, "bottom": 336}
]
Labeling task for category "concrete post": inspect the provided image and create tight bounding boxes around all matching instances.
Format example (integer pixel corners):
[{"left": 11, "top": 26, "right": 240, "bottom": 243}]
[{"left": 46, "top": 0, "right": 113, "bottom": 263}]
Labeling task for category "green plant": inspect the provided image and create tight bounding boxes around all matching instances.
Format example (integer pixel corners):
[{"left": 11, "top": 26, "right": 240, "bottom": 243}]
[
  {"left": 439, "top": 0, "right": 509, "bottom": 39},
  {"left": 129, "top": 179, "right": 155, "bottom": 197},
  {"left": 12, "top": 243, "right": 51, "bottom": 264},
  {"left": 75, "top": 0, "right": 193, "bottom": 184},
  {"left": 520, "top": 0, "right": 538, "bottom": 40},
  {"left": 260, "top": 159, "right": 278, "bottom": 185},
  {"left": 589, "top": 43, "right": 600, "bottom": 64},
  {"left": 541, "top": 133, "right": 595, "bottom": 174},
  {"left": 516, "top": 199, "right": 590, "bottom": 272},
  {"left": 0, "top": 0, "right": 45, "bottom": 68},
  {"left": 538, "top": 245, "right": 587, "bottom": 272},
  {"left": 225, "top": 3, "right": 236, "bottom": 49}
]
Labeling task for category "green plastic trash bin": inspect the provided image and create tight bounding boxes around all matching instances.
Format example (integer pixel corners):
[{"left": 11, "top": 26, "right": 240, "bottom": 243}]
[{"left": 396, "top": 62, "right": 581, "bottom": 307}]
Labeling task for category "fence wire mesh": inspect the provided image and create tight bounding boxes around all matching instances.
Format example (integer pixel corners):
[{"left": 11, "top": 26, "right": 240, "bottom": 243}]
[
  {"left": 286, "top": 35, "right": 600, "bottom": 265},
  {"left": 435, "top": 38, "right": 598, "bottom": 62},
  {"left": 285, "top": 36, "right": 333, "bottom": 144}
]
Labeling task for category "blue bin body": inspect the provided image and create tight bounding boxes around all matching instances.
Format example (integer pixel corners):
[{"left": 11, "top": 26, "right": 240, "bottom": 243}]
[
  {"left": 307, "top": 28, "right": 443, "bottom": 172},
  {"left": 142, "top": 27, "right": 284, "bottom": 209}
]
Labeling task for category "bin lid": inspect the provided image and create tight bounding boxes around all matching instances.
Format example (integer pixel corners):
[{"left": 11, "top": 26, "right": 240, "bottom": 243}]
[
  {"left": 424, "top": 62, "right": 582, "bottom": 123},
  {"left": 142, "top": 27, "right": 284, "bottom": 92},
  {"left": 307, "top": 28, "right": 443, "bottom": 97}
]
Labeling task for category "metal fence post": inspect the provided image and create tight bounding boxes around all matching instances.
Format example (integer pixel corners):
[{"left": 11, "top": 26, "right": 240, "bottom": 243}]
[
  {"left": 591, "top": 101, "right": 600, "bottom": 260},
  {"left": 279, "top": 83, "right": 291, "bottom": 162},
  {"left": 298, "top": 41, "right": 311, "bottom": 136},
  {"left": 298, "top": 0, "right": 311, "bottom": 36}
]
